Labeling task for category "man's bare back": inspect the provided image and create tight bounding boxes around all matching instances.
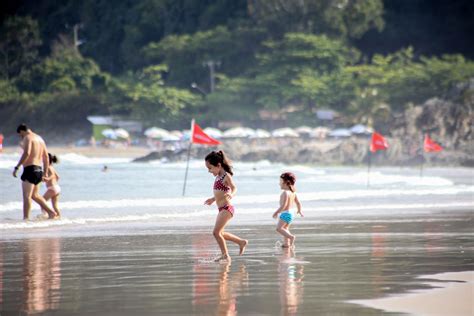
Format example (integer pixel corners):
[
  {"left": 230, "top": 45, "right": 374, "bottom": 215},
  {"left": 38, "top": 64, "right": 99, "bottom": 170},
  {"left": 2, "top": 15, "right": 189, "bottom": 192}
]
[{"left": 22, "top": 132, "right": 48, "bottom": 168}]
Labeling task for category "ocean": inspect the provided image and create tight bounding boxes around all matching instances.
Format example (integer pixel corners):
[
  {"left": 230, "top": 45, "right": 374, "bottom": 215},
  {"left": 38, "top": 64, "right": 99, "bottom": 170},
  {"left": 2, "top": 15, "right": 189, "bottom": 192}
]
[
  {"left": 0, "top": 152, "right": 473, "bottom": 315},
  {"left": 1, "top": 152, "right": 472, "bottom": 239}
]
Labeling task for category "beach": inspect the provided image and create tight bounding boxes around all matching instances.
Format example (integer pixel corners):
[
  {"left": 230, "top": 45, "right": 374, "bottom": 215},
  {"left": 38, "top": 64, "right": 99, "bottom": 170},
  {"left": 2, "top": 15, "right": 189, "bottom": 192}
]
[
  {"left": 1, "top": 216, "right": 472, "bottom": 315},
  {"left": 0, "top": 150, "right": 473, "bottom": 315}
]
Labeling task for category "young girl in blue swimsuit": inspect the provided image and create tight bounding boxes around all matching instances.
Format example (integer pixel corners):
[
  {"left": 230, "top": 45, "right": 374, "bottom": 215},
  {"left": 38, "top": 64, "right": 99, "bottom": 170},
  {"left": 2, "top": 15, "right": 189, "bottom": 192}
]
[
  {"left": 204, "top": 150, "right": 248, "bottom": 262},
  {"left": 273, "top": 172, "right": 303, "bottom": 248}
]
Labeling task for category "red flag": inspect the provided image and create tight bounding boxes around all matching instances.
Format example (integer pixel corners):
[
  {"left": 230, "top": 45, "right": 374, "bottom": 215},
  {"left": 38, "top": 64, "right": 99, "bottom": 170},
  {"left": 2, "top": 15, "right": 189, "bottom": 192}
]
[
  {"left": 370, "top": 132, "right": 388, "bottom": 152},
  {"left": 424, "top": 134, "right": 443, "bottom": 152},
  {"left": 192, "top": 120, "right": 221, "bottom": 146}
]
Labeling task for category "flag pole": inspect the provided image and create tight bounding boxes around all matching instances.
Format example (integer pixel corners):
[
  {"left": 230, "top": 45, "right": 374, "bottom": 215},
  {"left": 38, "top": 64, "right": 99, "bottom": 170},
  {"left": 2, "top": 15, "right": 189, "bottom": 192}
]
[
  {"left": 182, "top": 119, "right": 194, "bottom": 196},
  {"left": 367, "top": 149, "right": 372, "bottom": 188},
  {"left": 420, "top": 134, "right": 424, "bottom": 178}
]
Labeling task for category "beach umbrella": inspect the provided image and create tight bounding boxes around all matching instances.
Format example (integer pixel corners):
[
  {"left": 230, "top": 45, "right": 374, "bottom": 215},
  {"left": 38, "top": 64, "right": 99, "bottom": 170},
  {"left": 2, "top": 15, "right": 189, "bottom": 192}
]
[
  {"left": 162, "top": 134, "right": 181, "bottom": 142},
  {"left": 170, "top": 130, "right": 183, "bottom": 138},
  {"left": 311, "top": 126, "right": 330, "bottom": 138},
  {"left": 223, "top": 127, "right": 255, "bottom": 138},
  {"left": 328, "top": 128, "right": 352, "bottom": 138},
  {"left": 272, "top": 127, "right": 299, "bottom": 138},
  {"left": 250, "top": 129, "right": 271, "bottom": 138},
  {"left": 144, "top": 127, "right": 170, "bottom": 139},
  {"left": 295, "top": 126, "right": 313, "bottom": 135},
  {"left": 350, "top": 124, "right": 373, "bottom": 135},
  {"left": 101, "top": 128, "right": 117, "bottom": 139},
  {"left": 203, "top": 127, "right": 223, "bottom": 139},
  {"left": 114, "top": 128, "right": 130, "bottom": 139}
]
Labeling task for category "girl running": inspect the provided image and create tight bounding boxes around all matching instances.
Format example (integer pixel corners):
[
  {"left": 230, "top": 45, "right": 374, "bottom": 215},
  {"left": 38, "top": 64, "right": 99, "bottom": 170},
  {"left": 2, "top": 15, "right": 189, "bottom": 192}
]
[{"left": 204, "top": 150, "right": 247, "bottom": 262}]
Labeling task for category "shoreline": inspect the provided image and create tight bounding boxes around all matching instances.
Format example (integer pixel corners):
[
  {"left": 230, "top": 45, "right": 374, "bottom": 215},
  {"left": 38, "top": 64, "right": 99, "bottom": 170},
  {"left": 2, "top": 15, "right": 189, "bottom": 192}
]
[
  {"left": 2, "top": 145, "right": 150, "bottom": 158},
  {"left": 2, "top": 142, "right": 473, "bottom": 167}
]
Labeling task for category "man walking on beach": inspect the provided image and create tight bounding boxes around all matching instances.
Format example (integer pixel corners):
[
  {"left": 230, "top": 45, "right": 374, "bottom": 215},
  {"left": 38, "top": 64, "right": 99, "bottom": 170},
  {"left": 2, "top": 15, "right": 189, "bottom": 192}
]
[{"left": 12, "top": 124, "right": 57, "bottom": 220}]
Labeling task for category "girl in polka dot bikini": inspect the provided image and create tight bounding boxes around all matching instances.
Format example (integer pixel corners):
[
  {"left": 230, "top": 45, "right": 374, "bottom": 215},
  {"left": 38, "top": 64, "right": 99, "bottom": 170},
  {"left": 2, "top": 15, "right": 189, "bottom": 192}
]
[{"left": 204, "top": 150, "right": 248, "bottom": 262}]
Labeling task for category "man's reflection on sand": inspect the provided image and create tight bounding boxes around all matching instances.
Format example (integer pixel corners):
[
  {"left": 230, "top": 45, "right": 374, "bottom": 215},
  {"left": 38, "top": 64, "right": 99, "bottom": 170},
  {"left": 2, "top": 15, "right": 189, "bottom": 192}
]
[
  {"left": 22, "top": 238, "right": 61, "bottom": 313},
  {"left": 278, "top": 248, "right": 304, "bottom": 316}
]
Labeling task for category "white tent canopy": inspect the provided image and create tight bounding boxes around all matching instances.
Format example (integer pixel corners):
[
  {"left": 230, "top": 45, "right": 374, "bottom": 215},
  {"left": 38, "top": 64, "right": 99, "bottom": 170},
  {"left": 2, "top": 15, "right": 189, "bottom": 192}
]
[
  {"left": 203, "top": 127, "right": 223, "bottom": 139},
  {"left": 295, "top": 126, "right": 313, "bottom": 135},
  {"left": 169, "top": 130, "right": 183, "bottom": 138},
  {"left": 223, "top": 127, "right": 255, "bottom": 138},
  {"left": 250, "top": 129, "right": 271, "bottom": 138},
  {"left": 272, "top": 127, "right": 299, "bottom": 138},
  {"left": 328, "top": 128, "right": 352, "bottom": 138},
  {"left": 350, "top": 124, "right": 373, "bottom": 135},
  {"left": 101, "top": 128, "right": 117, "bottom": 139},
  {"left": 144, "top": 127, "right": 170, "bottom": 139},
  {"left": 114, "top": 128, "right": 130, "bottom": 139}
]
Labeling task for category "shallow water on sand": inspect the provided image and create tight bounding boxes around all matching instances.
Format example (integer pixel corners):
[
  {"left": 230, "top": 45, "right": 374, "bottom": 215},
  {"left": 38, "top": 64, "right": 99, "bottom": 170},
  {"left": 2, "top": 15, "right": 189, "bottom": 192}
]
[{"left": 1, "top": 213, "right": 472, "bottom": 315}]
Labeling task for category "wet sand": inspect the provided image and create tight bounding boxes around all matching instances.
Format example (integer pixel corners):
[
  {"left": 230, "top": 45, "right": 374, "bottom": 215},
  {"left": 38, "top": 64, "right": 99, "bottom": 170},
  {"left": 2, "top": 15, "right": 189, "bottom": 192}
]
[
  {"left": 351, "top": 271, "right": 473, "bottom": 316},
  {"left": 0, "top": 211, "right": 472, "bottom": 315}
]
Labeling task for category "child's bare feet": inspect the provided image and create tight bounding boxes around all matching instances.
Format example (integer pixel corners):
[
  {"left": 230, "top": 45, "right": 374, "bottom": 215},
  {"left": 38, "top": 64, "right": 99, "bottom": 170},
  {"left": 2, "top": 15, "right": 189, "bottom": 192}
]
[
  {"left": 214, "top": 254, "right": 230, "bottom": 263},
  {"left": 239, "top": 240, "right": 248, "bottom": 255},
  {"left": 289, "top": 235, "right": 296, "bottom": 246}
]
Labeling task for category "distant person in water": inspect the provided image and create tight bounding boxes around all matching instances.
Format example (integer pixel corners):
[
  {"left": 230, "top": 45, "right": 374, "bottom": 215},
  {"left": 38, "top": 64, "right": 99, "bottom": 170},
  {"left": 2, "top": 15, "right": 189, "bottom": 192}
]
[
  {"left": 102, "top": 165, "right": 108, "bottom": 172},
  {"left": 273, "top": 172, "right": 303, "bottom": 248},
  {"left": 204, "top": 150, "right": 248, "bottom": 262},
  {"left": 12, "top": 124, "right": 56, "bottom": 220},
  {"left": 41, "top": 153, "right": 61, "bottom": 218}
]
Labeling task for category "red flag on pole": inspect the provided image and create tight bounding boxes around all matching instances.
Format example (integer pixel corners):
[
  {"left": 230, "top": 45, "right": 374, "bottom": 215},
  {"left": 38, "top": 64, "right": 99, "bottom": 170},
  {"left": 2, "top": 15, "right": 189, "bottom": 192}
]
[
  {"left": 370, "top": 132, "right": 388, "bottom": 153},
  {"left": 191, "top": 120, "right": 221, "bottom": 146},
  {"left": 423, "top": 134, "right": 443, "bottom": 152}
]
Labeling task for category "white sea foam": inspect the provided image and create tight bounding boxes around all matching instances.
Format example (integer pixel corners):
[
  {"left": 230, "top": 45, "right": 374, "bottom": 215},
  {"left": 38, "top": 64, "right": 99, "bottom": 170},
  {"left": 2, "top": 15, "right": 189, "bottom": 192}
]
[
  {"left": 303, "top": 171, "right": 454, "bottom": 186},
  {"left": 60, "top": 153, "right": 131, "bottom": 165},
  {"left": 0, "top": 186, "right": 472, "bottom": 213},
  {"left": 0, "top": 201, "right": 471, "bottom": 231}
]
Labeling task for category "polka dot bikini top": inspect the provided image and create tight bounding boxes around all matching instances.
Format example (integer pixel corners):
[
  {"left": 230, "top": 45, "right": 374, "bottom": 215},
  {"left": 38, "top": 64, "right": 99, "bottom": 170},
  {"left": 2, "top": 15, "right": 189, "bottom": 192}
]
[{"left": 213, "top": 173, "right": 230, "bottom": 192}]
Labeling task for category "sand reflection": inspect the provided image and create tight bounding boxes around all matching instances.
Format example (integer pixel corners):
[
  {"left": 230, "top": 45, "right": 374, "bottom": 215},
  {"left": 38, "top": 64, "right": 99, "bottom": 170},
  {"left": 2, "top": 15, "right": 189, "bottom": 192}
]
[
  {"left": 192, "top": 261, "right": 249, "bottom": 315},
  {"left": 22, "top": 238, "right": 61, "bottom": 313},
  {"left": 278, "top": 248, "right": 304, "bottom": 316}
]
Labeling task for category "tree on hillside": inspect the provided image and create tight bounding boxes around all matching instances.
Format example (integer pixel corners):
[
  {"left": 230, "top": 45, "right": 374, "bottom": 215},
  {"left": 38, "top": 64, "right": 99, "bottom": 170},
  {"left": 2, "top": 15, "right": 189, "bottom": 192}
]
[
  {"left": 0, "top": 16, "right": 42, "bottom": 80},
  {"left": 247, "top": 0, "right": 384, "bottom": 38}
]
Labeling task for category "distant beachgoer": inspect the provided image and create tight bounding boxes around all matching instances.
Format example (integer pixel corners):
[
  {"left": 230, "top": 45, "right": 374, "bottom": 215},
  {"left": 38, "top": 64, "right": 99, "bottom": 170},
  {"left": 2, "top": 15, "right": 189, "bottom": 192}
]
[
  {"left": 41, "top": 153, "right": 61, "bottom": 218},
  {"left": 12, "top": 124, "right": 56, "bottom": 220},
  {"left": 204, "top": 150, "right": 248, "bottom": 262},
  {"left": 272, "top": 172, "right": 303, "bottom": 248},
  {"left": 102, "top": 165, "right": 108, "bottom": 172}
]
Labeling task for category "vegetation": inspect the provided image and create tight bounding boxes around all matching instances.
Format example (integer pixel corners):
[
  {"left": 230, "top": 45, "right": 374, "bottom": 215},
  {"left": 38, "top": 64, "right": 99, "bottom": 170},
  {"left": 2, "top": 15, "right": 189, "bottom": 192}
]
[{"left": 0, "top": 0, "right": 473, "bottom": 135}]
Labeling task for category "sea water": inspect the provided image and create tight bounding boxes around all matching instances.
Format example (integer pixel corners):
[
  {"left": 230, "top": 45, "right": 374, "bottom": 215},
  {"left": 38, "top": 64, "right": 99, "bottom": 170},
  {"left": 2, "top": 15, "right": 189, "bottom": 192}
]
[{"left": 0, "top": 152, "right": 472, "bottom": 239}]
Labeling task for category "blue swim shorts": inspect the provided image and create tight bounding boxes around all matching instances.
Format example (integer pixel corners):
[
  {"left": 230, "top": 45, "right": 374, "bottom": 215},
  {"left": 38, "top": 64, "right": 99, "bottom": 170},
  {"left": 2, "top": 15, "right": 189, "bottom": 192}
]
[{"left": 279, "top": 212, "right": 293, "bottom": 224}]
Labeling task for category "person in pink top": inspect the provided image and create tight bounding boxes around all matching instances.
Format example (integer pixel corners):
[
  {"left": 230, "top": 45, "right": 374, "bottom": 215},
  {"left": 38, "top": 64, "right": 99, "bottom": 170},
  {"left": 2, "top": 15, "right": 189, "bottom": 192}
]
[
  {"left": 41, "top": 153, "right": 61, "bottom": 218},
  {"left": 204, "top": 150, "right": 248, "bottom": 262}
]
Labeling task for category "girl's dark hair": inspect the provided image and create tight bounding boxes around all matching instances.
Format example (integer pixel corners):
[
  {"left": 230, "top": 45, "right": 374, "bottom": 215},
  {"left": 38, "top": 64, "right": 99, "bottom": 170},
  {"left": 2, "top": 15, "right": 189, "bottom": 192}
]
[
  {"left": 280, "top": 172, "right": 296, "bottom": 192},
  {"left": 48, "top": 153, "right": 59, "bottom": 164},
  {"left": 205, "top": 150, "right": 233, "bottom": 175}
]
